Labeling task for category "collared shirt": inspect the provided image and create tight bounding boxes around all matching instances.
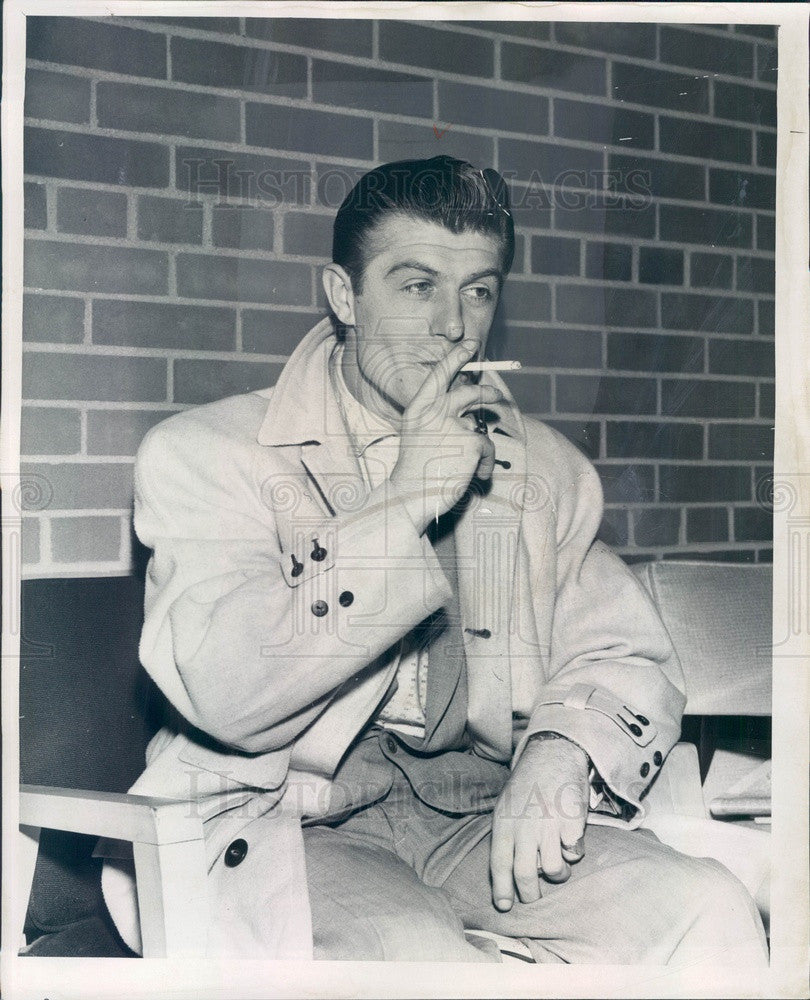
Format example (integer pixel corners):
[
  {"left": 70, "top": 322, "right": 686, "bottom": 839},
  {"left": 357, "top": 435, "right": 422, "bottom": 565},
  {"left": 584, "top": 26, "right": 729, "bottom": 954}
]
[{"left": 329, "top": 343, "right": 431, "bottom": 739}]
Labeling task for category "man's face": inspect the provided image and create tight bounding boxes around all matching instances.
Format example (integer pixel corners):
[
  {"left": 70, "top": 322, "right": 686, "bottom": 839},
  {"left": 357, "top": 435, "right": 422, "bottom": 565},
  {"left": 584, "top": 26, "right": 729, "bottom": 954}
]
[{"left": 343, "top": 213, "right": 504, "bottom": 420}]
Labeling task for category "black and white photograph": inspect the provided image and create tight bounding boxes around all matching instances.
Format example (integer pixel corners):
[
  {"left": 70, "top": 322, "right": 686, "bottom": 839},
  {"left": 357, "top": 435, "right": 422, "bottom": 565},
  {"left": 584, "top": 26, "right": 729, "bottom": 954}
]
[{"left": 2, "top": 3, "right": 808, "bottom": 998}]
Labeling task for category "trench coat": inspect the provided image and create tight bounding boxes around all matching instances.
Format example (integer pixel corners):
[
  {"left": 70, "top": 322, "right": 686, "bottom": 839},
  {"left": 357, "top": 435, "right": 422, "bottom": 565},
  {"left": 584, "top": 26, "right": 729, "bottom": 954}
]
[{"left": 101, "top": 317, "right": 686, "bottom": 958}]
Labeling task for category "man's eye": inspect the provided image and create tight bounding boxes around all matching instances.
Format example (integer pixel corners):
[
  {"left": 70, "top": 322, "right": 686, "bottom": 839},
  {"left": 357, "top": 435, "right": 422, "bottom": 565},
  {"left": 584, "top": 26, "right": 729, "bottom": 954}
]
[
  {"left": 463, "top": 285, "right": 493, "bottom": 302},
  {"left": 403, "top": 280, "right": 433, "bottom": 296}
]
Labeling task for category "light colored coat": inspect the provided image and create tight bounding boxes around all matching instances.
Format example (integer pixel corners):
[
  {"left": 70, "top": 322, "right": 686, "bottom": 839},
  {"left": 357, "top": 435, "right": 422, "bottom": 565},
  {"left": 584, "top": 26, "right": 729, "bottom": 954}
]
[{"left": 104, "top": 318, "right": 686, "bottom": 957}]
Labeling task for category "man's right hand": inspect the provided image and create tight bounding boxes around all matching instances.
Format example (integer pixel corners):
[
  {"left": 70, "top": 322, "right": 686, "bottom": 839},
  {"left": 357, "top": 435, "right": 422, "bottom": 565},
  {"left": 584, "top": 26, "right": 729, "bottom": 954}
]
[{"left": 389, "top": 339, "right": 505, "bottom": 535}]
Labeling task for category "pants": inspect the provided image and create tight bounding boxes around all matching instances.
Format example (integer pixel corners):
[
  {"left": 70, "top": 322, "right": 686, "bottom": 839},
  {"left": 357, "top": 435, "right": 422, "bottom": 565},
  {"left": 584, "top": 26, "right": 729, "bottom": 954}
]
[{"left": 304, "top": 743, "right": 769, "bottom": 965}]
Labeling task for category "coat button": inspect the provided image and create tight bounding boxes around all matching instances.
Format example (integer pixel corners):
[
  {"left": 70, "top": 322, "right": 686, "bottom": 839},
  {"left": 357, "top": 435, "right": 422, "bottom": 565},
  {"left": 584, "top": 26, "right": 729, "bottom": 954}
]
[
  {"left": 653, "top": 750, "right": 663, "bottom": 766},
  {"left": 224, "top": 838, "right": 248, "bottom": 868},
  {"left": 311, "top": 539, "right": 327, "bottom": 561},
  {"left": 311, "top": 600, "right": 328, "bottom": 617},
  {"left": 290, "top": 554, "right": 303, "bottom": 577},
  {"left": 339, "top": 590, "right": 354, "bottom": 607},
  {"left": 385, "top": 735, "right": 398, "bottom": 754},
  {"left": 640, "top": 762, "right": 650, "bottom": 778}
]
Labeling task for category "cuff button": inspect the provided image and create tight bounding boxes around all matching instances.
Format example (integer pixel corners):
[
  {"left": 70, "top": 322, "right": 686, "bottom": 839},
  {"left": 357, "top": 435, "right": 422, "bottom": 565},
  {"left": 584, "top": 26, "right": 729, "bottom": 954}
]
[
  {"left": 640, "top": 762, "right": 650, "bottom": 778},
  {"left": 339, "top": 590, "right": 354, "bottom": 607},
  {"left": 224, "top": 838, "right": 248, "bottom": 867},
  {"left": 311, "top": 600, "right": 329, "bottom": 617}
]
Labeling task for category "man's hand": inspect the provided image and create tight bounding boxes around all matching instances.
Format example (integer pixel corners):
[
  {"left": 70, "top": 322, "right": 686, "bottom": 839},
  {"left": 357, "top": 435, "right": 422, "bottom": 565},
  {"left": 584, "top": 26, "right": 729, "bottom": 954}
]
[
  {"left": 490, "top": 734, "right": 590, "bottom": 911},
  {"left": 389, "top": 339, "right": 505, "bottom": 535}
]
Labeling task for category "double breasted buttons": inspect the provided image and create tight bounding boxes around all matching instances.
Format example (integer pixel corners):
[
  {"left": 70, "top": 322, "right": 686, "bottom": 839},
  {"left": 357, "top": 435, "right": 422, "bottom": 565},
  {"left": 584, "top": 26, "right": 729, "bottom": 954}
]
[
  {"left": 385, "top": 735, "right": 398, "bottom": 754},
  {"left": 464, "top": 627, "right": 492, "bottom": 639},
  {"left": 636, "top": 713, "right": 650, "bottom": 726},
  {"left": 311, "top": 539, "right": 327, "bottom": 561},
  {"left": 290, "top": 554, "right": 303, "bottom": 577},
  {"left": 224, "top": 838, "right": 248, "bottom": 867},
  {"left": 653, "top": 750, "right": 663, "bottom": 766},
  {"left": 640, "top": 762, "right": 650, "bottom": 778},
  {"left": 339, "top": 590, "right": 354, "bottom": 607},
  {"left": 311, "top": 600, "right": 328, "bottom": 617}
]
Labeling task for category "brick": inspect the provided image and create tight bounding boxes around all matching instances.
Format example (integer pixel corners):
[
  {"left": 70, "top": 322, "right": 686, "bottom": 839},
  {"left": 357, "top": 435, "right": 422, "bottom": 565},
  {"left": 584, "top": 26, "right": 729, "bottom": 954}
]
[
  {"left": 609, "top": 152, "right": 705, "bottom": 201},
  {"left": 87, "top": 409, "right": 177, "bottom": 456},
  {"left": 709, "top": 423, "right": 773, "bottom": 461},
  {"left": 379, "top": 22, "right": 493, "bottom": 77},
  {"left": 22, "top": 519, "right": 40, "bottom": 565},
  {"left": 25, "top": 240, "right": 168, "bottom": 295},
  {"left": 171, "top": 36, "right": 307, "bottom": 97},
  {"left": 687, "top": 507, "right": 729, "bottom": 543},
  {"left": 176, "top": 253, "right": 311, "bottom": 305},
  {"left": 633, "top": 507, "right": 681, "bottom": 547},
  {"left": 709, "top": 168, "right": 775, "bottom": 211},
  {"left": 734, "top": 506, "right": 772, "bottom": 542},
  {"left": 608, "top": 332, "right": 703, "bottom": 373},
  {"left": 556, "top": 375, "right": 656, "bottom": 415},
  {"left": 24, "top": 68, "right": 91, "bottom": 124},
  {"left": 556, "top": 284, "right": 657, "bottom": 328},
  {"left": 137, "top": 16, "right": 241, "bottom": 33},
  {"left": 757, "top": 548, "right": 773, "bottom": 564},
  {"left": 759, "top": 382, "right": 774, "bottom": 418},
  {"left": 176, "top": 146, "right": 310, "bottom": 203},
  {"left": 245, "top": 102, "right": 373, "bottom": 160},
  {"left": 758, "top": 300, "right": 774, "bottom": 336},
  {"left": 598, "top": 507, "right": 629, "bottom": 547},
  {"left": 757, "top": 42, "right": 777, "bottom": 85},
  {"left": 25, "top": 183, "right": 47, "bottom": 230},
  {"left": 138, "top": 196, "right": 204, "bottom": 244},
  {"left": 531, "top": 236, "right": 580, "bottom": 276},
  {"left": 585, "top": 242, "right": 632, "bottom": 281},
  {"left": 612, "top": 62, "right": 708, "bottom": 113},
  {"left": 314, "top": 162, "right": 366, "bottom": 211},
  {"left": 756, "top": 132, "right": 776, "bottom": 169},
  {"left": 500, "top": 327, "right": 602, "bottom": 369},
  {"left": 512, "top": 234, "right": 526, "bottom": 274},
  {"left": 545, "top": 419, "right": 601, "bottom": 459},
  {"left": 212, "top": 204, "right": 275, "bottom": 252},
  {"left": 509, "top": 196, "right": 552, "bottom": 233},
  {"left": 282, "top": 212, "right": 333, "bottom": 258},
  {"left": 658, "top": 116, "right": 752, "bottom": 165},
  {"left": 501, "top": 281, "right": 551, "bottom": 323},
  {"left": 56, "top": 187, "right": 127, "bottom": 238},
  {"left": 556, "top": 196, "right": 655, "bottom": 239},
  {"left": 174, "top": 358, "right": 284, "bottom": 405},
  {"left": 554, "top": 98, "right": 654, "bottom": 150},
  {"left": 97, "top": 81, "right": 240, "bottom": 143},
  {"left": 734, "top": 25, "right": 776, "bottom": 40},
  {"left": 93, "top": 299, "right": 235, "bottom": 352},
  {"left": 312, "top": 60, "right": 432, "bottom": 118},
  {"left": 25, "top": 127, "right": 169, "bottom": 189},
  {"left": 709, "top": 337, "right": 774, "bottom": 377},
  {"left": 606, "top": 421, "right": 703, "bottom": 460},
  {"left": 27, "top": 16, "right": 166, "bottom": 78},
  {"left": 502, "top": 42, "right": 605, "bottom": 96},
  {"left": 660, "top": 26, "right": 753, "bottom": 76},
  {"left": 439, "top": 80, "right": 548, "bottom": 136},
  {"left": 659, "top": 464, "right": 751, "bottom": 503},
  {"left": 458, "top": 22, "right": 550, "bottom": 42},
  {"left": 21, "top": 407, "right": 81, "bottom": 455},
  {"left": 242, "top": 309, "right": 323, "bottom": 355},
  {"left": 690, "top": 252, "right": 733, "bottom": 289},
  {"left": 501, "top": 138, "right": 602, "bottom": 186},
  {"left": 20, "top": 461, "right": 134, "bottom": 510},
  {"left": 245, "top": 18, "right": 372, "bottom": 56},
  {"left": 638, "top": 248, "right": 684, "bottom": 286},
  {"left": 664, "top": 549, "right": 757, "bottom": 564},
  {"left": 714, "top": 81, "right": 776, "bottom": 127},
  {"left": 555, "top": 22, "right": 656, "bottom": 58},
  {"left": 52, "top": 516, "right": 122, "bottom": 562},
  {"left": 736, "top": 256, "right": 774, "bottom": 294},
  {"left": 756, "top": 213, "right": 775, "bottom": 250},
  {"left": 23, "top": 352, "right": 167, "bottom": 403},
  {"left": 23, "top": 293, "right": 84, "bottom": 344},
  {"left": 594, "top": 463, "right": 655, "bottom": 503},
  {"left": 659, "top": 205, "right": 753, "bottom": 248},
  {"left": 499, "top": 372, "right": 551, "bottom": 413},
  {"left": 661, "top": 378, "right": 755, "bottom": 418},
  {"left": 377, "top": 120, "right": 493, "bottom": 170}
]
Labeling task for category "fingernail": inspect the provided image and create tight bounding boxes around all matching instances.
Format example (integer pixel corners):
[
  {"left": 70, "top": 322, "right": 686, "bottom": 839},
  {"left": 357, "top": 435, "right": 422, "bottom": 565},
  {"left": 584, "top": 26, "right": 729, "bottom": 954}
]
[{"left": 495, "top": 898, "right": 512, "bottom": 911}]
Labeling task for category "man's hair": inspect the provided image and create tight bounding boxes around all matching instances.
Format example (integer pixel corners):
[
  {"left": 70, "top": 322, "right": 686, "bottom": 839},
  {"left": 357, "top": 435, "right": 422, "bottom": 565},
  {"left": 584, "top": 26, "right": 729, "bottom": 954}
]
[{"left": 332, "top": 155, "right": 515, "bottom": 296}]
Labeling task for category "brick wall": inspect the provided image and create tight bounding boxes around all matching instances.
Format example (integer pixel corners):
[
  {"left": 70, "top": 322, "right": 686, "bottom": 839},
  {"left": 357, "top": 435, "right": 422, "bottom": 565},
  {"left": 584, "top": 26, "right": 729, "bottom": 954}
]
[{"left": 21, "top": 16, "right": 776, "bottom": 576}]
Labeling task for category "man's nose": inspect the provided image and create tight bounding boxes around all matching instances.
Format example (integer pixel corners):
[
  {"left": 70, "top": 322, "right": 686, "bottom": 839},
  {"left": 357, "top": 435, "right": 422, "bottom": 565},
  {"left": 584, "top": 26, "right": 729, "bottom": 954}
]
[{"left": 433, "top": 295, "right": 465, "bottom": 342}]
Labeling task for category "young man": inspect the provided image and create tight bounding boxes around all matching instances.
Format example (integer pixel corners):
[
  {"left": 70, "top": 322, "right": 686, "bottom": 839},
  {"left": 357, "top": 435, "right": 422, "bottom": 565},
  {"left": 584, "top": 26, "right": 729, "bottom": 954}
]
[{"left": 102, "top": 156, "right": 767, "bottom": 965}]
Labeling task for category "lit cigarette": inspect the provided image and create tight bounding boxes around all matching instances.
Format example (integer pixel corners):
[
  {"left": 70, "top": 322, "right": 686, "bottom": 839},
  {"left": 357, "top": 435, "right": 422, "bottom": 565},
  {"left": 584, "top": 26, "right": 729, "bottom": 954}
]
[{"left": 461, "top": 360, "right": 522, "bottom": 372}]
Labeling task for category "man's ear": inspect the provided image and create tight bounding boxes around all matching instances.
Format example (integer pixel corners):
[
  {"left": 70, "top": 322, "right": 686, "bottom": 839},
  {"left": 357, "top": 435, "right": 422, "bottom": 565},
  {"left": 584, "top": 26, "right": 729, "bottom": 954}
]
[{"left": 322, "top": 264, "right": 356, "bottom": 326}]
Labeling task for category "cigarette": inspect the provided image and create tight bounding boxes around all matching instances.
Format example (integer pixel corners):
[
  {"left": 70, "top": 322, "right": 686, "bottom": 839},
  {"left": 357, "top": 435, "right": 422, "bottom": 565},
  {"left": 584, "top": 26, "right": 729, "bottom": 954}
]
[{"left": 461, "top": 360, "right": 522, "bottom": 372}]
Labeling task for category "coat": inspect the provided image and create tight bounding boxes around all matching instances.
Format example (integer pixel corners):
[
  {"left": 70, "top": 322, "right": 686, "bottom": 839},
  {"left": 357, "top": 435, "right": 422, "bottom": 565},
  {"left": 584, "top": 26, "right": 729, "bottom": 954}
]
[{"left": 101, "top": 317, "right": 686, "bottom": 958}]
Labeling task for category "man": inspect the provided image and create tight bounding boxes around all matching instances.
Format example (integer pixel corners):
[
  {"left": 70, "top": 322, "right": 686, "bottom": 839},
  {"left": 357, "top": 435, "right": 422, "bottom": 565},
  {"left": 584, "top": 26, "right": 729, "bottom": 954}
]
[{"left": 102, "top": 156, "right": 767, "bottom": 965}]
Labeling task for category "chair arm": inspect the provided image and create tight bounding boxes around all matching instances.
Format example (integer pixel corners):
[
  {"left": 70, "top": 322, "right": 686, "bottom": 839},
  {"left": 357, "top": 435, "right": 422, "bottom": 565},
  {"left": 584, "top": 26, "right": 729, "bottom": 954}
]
[{"left": 19, "top": 784, "right": 204, "bottom": 846}]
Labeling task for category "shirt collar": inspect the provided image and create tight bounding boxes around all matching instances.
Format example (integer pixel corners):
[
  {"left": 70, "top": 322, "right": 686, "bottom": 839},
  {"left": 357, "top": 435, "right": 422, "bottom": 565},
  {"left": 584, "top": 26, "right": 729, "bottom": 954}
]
[{"left": 329, "top": 342, "right": 399, "bottom": 457}]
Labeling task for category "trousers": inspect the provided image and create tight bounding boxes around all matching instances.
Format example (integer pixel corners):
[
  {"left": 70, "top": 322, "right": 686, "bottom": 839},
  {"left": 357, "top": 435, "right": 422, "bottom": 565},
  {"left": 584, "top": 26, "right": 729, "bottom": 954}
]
[{"left": 304, "top": 732, "right": 768, "bottom": 966}]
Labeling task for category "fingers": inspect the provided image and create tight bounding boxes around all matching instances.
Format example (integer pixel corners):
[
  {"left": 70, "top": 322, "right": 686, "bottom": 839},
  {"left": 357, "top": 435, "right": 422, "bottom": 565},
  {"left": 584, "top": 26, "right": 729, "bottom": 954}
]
[
  {"left": 409, "top": 339, "right": 478, "bottom": 412},
  {"left": 444, "top": 383, "right": 505, "bottom": 419},
  {"left": 513, "top": 828, "right": 542, "bottom": 904},
  {"left": 474, "top": 433, "right": 496, "bottom": 481},
  {"left": 489, "top": 817, "right": 515, "bottom": 912},
  {"left": 537, "top": 823, "right": 570, "bottom": 884},
  {"left": 561, "top": 835, "right": 586, "bottom": 865}
]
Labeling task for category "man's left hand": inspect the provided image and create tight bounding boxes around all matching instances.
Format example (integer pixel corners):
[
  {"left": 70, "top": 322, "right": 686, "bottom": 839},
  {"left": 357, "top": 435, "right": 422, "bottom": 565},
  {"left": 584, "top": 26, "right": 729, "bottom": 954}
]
[{"left": 490, "top": 734, "right": 590, "bottom": 911}]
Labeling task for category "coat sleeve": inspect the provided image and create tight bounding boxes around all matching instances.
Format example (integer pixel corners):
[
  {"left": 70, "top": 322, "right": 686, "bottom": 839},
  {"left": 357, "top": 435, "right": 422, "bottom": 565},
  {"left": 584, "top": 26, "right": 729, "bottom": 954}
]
[
  {"left": 512, "top": 434, "right": 687, "bottom": 824},
  {"left": 134, "top": 415, "right": 452, "bottom": 755}
]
